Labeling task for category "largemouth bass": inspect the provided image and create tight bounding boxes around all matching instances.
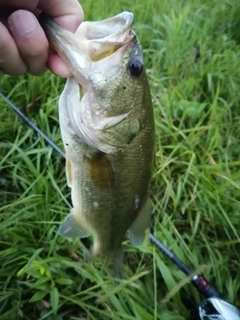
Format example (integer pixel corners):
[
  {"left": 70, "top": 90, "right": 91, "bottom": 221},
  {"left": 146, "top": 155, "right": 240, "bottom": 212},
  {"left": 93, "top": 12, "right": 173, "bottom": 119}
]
[{"left": 40, "top": 12, "right": 155, "bottom": 263}]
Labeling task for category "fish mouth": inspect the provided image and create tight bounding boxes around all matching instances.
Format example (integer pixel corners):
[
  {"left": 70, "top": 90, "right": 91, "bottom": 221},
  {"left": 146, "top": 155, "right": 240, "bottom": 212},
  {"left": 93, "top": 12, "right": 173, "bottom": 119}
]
[{"left": 40, "top": 12, "right": 134, "bottom": 84}]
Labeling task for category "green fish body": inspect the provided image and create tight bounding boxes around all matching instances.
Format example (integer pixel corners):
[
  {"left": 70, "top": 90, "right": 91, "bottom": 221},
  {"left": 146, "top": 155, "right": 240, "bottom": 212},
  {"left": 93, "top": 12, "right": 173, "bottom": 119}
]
[{"left": 41, "top": 12, "right": 155, "bottom": 261}]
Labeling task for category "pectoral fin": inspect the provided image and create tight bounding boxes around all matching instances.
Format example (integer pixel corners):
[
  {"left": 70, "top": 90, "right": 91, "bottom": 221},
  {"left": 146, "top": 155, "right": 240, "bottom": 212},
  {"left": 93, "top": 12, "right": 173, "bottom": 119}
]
[
  {"left": 103, "top": 116, "right": 140, "bottom": 146},
  {"left": 58, "top": 209, "right": 90, "bottom": 238},
  {"left": 128, "top": 197, "right": 151, "bottom": 246}
]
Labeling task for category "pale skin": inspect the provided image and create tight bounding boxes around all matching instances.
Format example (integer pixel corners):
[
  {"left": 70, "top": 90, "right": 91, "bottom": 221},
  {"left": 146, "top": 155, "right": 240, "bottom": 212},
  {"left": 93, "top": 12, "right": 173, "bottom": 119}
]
[{"left": 0, "top": 0, "right": 83, "bottom": 76}]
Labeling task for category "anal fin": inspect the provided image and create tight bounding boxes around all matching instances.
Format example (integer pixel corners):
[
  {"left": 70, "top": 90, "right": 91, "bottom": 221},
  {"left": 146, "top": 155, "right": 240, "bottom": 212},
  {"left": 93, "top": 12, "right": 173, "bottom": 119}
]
[
  {"left": 128, "top": 197, "right": 151, "bottom": 246},
  {"left": 58, "top": 209, "right": 90, "bottom": 238}
]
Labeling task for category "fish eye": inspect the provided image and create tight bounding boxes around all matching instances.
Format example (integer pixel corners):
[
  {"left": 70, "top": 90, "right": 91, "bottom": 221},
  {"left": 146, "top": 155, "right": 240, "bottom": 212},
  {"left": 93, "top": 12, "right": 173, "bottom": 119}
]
[{"left": 128, "top": 58, "right": 143, "bottom": 77}]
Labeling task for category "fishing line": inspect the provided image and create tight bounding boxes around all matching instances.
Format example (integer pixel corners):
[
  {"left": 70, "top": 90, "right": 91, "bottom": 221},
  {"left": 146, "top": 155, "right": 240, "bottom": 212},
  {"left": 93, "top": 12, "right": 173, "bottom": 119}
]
[{"left": 0, "top": 92, "right": 65, "bottom": 159}]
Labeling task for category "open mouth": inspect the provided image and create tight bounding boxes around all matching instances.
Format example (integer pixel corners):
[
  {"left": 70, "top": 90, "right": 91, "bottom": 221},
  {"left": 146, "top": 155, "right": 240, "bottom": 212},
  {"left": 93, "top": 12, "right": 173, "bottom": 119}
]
[
  {"left": 40, "top": 12, "right": 135, "bottom": 87},
  {"left": 78, "top": 12, "right": 134, "bottom": 41},
  {"left": 40, "top": 12, "right": 134, "bottom": 62}
]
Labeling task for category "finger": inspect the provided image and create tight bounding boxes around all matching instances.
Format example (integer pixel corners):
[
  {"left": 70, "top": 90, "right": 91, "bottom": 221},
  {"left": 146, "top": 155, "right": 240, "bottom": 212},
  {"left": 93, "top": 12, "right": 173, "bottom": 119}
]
[
  {"left": 0, "top": 0, "right": 39, "bottom": 12},
  {"left": 47, "top": 51, "right": 72, "bottom": 78},
  {"left": 48, "top": 51, "right": 71, "bottom": 78},
  {"left": 38, "top": 0, "right": 83, "bottom": 32},
  {"left": 38, "top": 0, "right": 83, "bottom": 77},
  {"left": 0, "top": 21, "right": 27, "bottom": 75},
  {"left": 8, "top": 10, "right": 48, "bottom": 75}
]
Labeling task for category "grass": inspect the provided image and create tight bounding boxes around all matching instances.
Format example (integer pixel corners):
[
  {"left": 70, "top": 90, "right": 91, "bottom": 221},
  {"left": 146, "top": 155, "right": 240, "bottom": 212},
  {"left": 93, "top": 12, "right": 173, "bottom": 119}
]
[{"left": 1, "top": 0, "right": 240, "bottom": 319}]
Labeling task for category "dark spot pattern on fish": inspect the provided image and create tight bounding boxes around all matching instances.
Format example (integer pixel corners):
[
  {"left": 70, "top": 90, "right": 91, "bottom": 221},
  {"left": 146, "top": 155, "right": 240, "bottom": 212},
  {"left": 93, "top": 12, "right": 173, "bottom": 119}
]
[{"left": 86, "top": 152, "right": 114, "bottom": 189}]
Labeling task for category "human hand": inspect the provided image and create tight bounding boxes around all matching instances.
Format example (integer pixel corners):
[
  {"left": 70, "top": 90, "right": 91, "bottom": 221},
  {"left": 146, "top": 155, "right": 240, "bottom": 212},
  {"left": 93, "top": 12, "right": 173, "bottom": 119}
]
[{"left": 0, "top": 0, "right": 83, "bottom": 77}]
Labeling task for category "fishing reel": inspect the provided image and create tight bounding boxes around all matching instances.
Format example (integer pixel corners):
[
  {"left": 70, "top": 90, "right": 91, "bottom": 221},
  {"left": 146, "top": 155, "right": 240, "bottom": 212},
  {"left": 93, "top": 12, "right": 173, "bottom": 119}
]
[
  {"left": 189, "top": 297, "right": 240, "bottom": 320},
  {"left": 149, "top": 234, "right": 240, "bottom": 320},
  {"left": 198, "top": 297, "right": 240, "bottom": 320}
]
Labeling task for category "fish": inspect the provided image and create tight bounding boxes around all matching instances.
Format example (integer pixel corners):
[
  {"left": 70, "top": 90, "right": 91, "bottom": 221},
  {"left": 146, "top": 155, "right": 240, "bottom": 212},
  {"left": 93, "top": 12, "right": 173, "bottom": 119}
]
[{"left": 40, "top": 12, "right": 155, "bottom": 264}]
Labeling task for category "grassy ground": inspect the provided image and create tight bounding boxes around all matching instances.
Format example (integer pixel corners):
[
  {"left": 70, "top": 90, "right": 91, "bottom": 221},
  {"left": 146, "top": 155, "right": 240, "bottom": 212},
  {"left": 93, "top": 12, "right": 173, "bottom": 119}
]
[{"left": 1, "top": 0, "right": 240, "bottom": 319}]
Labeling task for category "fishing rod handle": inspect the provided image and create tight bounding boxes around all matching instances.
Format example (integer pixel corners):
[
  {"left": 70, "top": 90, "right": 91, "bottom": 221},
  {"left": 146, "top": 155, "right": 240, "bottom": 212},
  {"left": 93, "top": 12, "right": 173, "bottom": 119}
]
[{"left": 192, "top": 275, "right": 222, "bottom": 299}]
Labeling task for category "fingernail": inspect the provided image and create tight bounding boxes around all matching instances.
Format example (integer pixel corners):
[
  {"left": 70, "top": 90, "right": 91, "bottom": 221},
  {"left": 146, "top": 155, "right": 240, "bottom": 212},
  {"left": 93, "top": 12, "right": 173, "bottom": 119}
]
[{"left": 9, "top": 11, "right": 37, "bottom": 36}]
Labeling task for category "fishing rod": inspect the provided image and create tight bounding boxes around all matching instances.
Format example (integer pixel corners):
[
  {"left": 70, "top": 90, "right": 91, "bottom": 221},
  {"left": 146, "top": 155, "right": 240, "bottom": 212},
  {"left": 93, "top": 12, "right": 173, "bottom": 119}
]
[
  {"left": 149, "top": 234, "right": 240, "bottom": 320},
  {"left": 1, "top": 92, "right": 240, "bottom": 320},
  {"left": 0, "top": 93, "right": 65, "bottom": 158}
]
